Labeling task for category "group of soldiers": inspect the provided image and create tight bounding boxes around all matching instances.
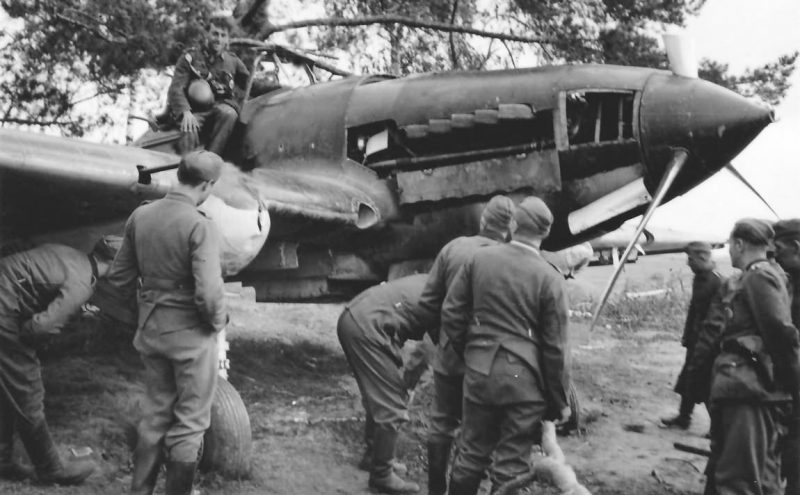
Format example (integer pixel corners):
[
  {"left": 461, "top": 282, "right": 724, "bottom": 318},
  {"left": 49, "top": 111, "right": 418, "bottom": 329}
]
[
  {"left": 338, "top": 195, "right": 571, "bottom": 495},
  {"left": 340, "top": 211, "right": 800, "bottom": 495},
  {"left": 0, "top": 150, "right": 229, "bottom": 495},
  {"left": 660, "top": 219, "right": 800, "bottom": 495},
  {"left": 2, "top": 161, "right": 800, "bottom": 495}
]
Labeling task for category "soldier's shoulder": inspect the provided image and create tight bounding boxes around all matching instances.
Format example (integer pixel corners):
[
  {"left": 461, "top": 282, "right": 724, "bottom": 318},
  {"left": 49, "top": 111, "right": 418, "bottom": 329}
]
[
  {"left": 178, "top": 46, "right": 202, "bottom": 63},
  {"left": 745, "top": 260, "right": 784, "bottom": 285},
  {"left": 221, "top": 50, "right": 242, "bottom": 62}
]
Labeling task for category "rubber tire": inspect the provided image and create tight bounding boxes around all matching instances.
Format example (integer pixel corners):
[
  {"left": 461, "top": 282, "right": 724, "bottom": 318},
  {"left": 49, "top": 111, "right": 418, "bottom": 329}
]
[{"left": 199, "top": 377, "right": 253, "bottom": 479}]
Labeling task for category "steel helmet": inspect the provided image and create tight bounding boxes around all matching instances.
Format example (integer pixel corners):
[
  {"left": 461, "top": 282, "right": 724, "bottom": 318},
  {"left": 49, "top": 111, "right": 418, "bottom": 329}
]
[{"left": 187, "top": 79, "right": 214, "bottom": 112}]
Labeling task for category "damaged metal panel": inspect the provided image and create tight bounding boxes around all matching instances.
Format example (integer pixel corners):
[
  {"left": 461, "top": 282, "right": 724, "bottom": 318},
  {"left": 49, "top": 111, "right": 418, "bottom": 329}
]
[{"left": 396, "top": 149, "right": 561, "bottom": 204}]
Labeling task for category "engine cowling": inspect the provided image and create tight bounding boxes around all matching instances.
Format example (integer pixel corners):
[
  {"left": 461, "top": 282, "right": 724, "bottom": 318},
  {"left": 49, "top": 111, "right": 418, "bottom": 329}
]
[{"left": 200, "top": 164, "right": 270, "bottom": 276}]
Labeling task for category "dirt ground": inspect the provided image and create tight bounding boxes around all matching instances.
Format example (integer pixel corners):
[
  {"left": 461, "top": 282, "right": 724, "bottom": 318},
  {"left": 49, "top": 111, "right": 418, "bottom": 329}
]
[{"left": 0, "top": 252, "right": 733, "bottom": 495}]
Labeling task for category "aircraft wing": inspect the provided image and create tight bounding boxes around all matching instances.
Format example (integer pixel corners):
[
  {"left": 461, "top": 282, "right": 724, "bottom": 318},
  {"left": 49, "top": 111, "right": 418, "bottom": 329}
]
[{"left": 0, "top": 128, "right": 383, "bottom": 269}]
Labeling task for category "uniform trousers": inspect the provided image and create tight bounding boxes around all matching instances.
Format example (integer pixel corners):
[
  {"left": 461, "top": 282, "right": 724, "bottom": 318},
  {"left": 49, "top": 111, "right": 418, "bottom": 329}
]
[
  {"left": 134, "top": 321, "right": 218, "bottom": 463},
  {"left": 429, "top": 372, "right": 464, "bottom": 443},
  {"left": 451, "top": 360, "right": 546, "bottom": 490},
  {"left": 707, "top": 401, "right": 789, "bottom": 495},
  {"left": 337, "top": 310, "right": 408, "bottom": 432},
  {"left": 0, "top": 315, "right": 45, "bottom": 423},
  {"left": 178, "top": 103, "right": 238, "bottom": 156}
]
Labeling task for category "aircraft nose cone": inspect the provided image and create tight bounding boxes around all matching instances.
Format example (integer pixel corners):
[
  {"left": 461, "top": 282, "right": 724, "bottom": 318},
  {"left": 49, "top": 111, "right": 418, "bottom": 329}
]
[{"left": 639, "top": 73, "right": 773, "bottom": 191}]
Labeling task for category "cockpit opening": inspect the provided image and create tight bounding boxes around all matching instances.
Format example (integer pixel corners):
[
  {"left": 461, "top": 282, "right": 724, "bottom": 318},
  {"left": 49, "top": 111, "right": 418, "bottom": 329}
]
[{"left": 566, "top": 91, "right": 635, "bottom": 146}]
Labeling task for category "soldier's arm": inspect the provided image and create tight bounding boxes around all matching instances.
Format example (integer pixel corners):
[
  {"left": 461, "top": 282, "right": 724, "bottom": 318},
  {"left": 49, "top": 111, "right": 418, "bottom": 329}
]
[
  {"left": 681, "top": 300, "right": 696, "bottom": 347},
  {"left": 440, "top": 263, "right": 473, "bottom": 358},
  {"left": 695, "top": 274, "right": 723, "bottom": 327},
  {"left": 167, "top": 52, "right": 194, "bottom": 117},
  {"left": 540, "top": 275, "right": 570, "bottom": 417},
  {"left": 684, "top": 284, "right": 727, "bottom": 403},
  {"left": 413, "top": 251, "right": 450, "bottom": 341},
  {"left": 234, "top": 55, "right": 250, "bottom": 90},
  {"left": 744, "top": 270, "right": 800, "bottom": 381},
  {"left": 106, "top": 214, "right": 140, "bottom": 301},
  {"left": 190, "top": 218, "right": 228, "bottom": 332},
  {"left": 26, "top": 281, "right": 93, "bottom": 335}
]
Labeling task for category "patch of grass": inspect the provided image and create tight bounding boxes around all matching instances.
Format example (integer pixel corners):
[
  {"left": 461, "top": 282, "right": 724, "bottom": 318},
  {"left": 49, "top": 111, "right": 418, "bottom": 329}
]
[
  {"left": 228, "top": 338, "right": 351, "bottom": 403},
  {"left": 595, "top": 273, "right": 690, "bottom": 334}
]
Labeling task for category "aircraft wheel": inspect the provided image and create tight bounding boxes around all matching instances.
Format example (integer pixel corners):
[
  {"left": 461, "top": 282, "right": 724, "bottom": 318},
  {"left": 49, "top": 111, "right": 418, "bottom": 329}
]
[{"left": 200, "top": 377, "right": 253, "bottom": 479}]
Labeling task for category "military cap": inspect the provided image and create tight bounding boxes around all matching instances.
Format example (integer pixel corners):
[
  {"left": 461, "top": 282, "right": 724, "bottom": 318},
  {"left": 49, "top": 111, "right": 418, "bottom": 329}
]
[
  {"left": 481, "top": 195, "right": 515, "bottom": 231},
  {"left": 731, "top": 218, "right": 774, "bottom": 246},
  {"left": 515, "top": 196, "right": 553, "bottom": 236},
  {"left": 92, "top": 235, "right": 123, "bottom": 261},
  {"left": 686, "top": 241, "right": 712, "bottom": 260},
  {"left": 774, "top": 219, "right": 800, "bottom": 242},
  {"left": 178, "top": 150, "right": 224, "bottom": 183},
  {"left": 686, "top": 241, "right": 712, "bottom": 253},
  {"left": 207, "top": 10, "right": 236, "bottom": 31}
]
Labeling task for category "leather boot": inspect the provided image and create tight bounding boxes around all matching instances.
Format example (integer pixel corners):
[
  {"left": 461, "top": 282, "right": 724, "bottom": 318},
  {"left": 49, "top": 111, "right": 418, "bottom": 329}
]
[
  {"left": 427, "top": 440, "right": 452, "bottom": 495},
  {"left": 130, "top": 440, "right": 163, "bottom": 495},
  {"left": 164, "top": 460, "right": 197, "bottom": 495},
  {"left": 446, "top": 474, "right": 481, "bottom": 495},
  {"left": 368, "top": 426, "right": 419, "bottom": 494},
  {"left": 17, "top": 417, "right": 95, "bottom": 485},
  {"left": 0, "top": 401, "right": 34, "bottom": 481}
]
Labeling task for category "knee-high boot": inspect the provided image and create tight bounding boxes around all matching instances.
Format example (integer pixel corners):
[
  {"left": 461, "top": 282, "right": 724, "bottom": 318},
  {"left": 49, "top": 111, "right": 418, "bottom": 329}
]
[
  {"left": 0, "top": 398, "right": 33, "bottom": 481},
  {"left": 164, "top": 460, "right": 197, "bottom": 495},
  {"left": 427, "top": 439, "right": 452, "bottom": 495},
  {"left": 368, "top": 426, "right": 419, "bottom": 494},
  {"left": 130, "top": 438, "right": 163, "bottom": 495},
  {"left": 17, "top": 417, "right": 95, "bottom": 485}
]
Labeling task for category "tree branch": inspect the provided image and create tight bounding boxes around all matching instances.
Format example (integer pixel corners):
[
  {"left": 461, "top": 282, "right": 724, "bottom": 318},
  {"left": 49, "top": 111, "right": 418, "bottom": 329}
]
[
  {"left": 0, "top": 116, "right": 69, "bottom": 126},
  {"left": 258, "top": 14, "right": 562, "bottom": 45},
  {"left": 54, "top": 12, "right": 125, "bottom": 44},
  {"left": 449, "top": 0, "right": 460, "bottom": 70}
]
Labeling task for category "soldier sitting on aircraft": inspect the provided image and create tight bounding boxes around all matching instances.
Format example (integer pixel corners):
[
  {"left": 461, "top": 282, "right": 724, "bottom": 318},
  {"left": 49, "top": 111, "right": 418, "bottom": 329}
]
[
  {"left": 166, "top": 12, "right": 249, "bottom": 156},
  {"left": 0, "top": 237, "right": 120, "bottom": 485}
]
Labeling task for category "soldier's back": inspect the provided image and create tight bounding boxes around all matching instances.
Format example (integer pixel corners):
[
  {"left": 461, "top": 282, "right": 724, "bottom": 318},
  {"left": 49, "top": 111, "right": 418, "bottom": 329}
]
[{"left": 131, "top": 194, "right": 207, "bottom": 282}]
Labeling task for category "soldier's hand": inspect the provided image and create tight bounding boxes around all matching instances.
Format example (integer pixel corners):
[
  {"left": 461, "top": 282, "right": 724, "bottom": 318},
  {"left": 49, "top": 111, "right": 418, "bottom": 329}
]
[
  {"left": 180, "top": 111, "right": 200, "bottom": 133},
  {"left": 555, "top": 405, "right": 571, "bottom": 425}
]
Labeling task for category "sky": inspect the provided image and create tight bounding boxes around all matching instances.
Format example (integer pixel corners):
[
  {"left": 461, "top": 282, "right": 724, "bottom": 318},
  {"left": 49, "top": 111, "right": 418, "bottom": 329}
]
[{"left": 650, "top": 0, "right": 800, "bottom": 237}]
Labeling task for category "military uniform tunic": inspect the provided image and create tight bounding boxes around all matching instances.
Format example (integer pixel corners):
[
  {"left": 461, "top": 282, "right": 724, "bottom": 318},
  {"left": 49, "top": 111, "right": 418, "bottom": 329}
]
[
  {"left": 0, "top": 244, "right": 97, "bottom": 422},
  {"left": 442, "top": 241, "right": 570, "bottom": 489},
  {"left": 337, "top": 274, "right": 430, "bottom": 433},
  {"left": 705, "top": 260, "right": 799, "bottom": 495},
  {"left": 674, "top": 269, "right": 723, "bottom": 398},
  {"left": 416, "top": 232, "right": 503, "bottom": 443},
  {"left": 107, "top": 190, "right": 227, "bottom": 463}
]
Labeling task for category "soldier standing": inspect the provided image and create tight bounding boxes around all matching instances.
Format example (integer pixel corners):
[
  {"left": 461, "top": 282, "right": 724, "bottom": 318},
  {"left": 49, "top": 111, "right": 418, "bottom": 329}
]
[
  {"left": 772, "top": 219, "right": 800, "bottom": 495},
  {"left": 0, "top": 238, "right": 120, "bottom": 485},
  {"left": 337, "top": 274, "right": 433, "bottom": 494},
  {"left": 167, "top": 13, "right": 250, "bottom": 155},
  {"left": 661, "top": 241, "right": 722, "bottom": 429},
  {"left": 442, "top": 196, "right": 571, "bottom": 495},
  {"left": 416, "top": 195, "right": 516, "bottom": 495},
  {"left": 704, "top": 219, "right": 799, "bottom": 495},
  {"left": 108, "top": 151, "right": 228, "bottom": 495}
]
